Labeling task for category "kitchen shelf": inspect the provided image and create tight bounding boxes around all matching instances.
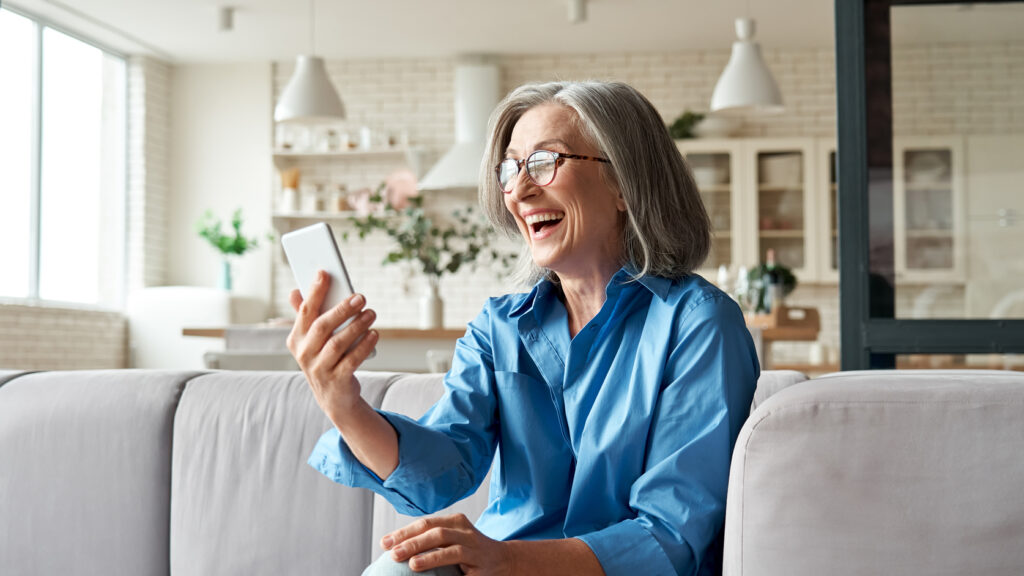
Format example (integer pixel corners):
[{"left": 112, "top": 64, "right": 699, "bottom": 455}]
[
  {"left": 758, "top": 183, "right": 805, "bottom": 192},
  {"left": 698, "top": 184, "right": 732, "bottom": 193},
  {"left": 905, "top": 229, "right": 954, "bottom": 239},
  {"left": 272, "top": 147, "right": 420, "bottom": 159},
  {"left": 272, "top": 210, "right": 400, "bottom": 222},
  {"left": 759, "top": 230, "right": 805, "bottom": 239},
  {"left": 904, "top": 181, "right": 953, "bottom": 192},
  {"left": 271, "top": 146, "right": 424, "bottom": 174}
]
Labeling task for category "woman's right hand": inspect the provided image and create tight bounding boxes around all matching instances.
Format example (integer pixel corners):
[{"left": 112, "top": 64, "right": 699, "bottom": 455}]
[{"left": 286, "top": 270, "right": 379, "bottom": 429}]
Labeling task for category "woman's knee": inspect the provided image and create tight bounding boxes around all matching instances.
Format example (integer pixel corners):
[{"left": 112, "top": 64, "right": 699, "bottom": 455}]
[{"left": 362, "top": 552, "right": 462, "bottom": 576}]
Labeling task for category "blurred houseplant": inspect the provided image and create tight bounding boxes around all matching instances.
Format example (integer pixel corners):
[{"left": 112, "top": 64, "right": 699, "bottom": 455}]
[
  {"left": 667, "top": 110, "right": 705, "bottom": 139},
  {"left": 346, "top": 184, "right": 514, "bottom": 328},
  {"left": 744, "top": 259, "right": 797, "bottom": 314},
  {"left": 195, "top": 208, "right": 269, "bottom": 291}
]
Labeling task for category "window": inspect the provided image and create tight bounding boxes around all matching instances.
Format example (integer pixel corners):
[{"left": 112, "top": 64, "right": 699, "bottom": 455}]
[{"left": 0, "top": 7, "right": 126, "bottom": 307}]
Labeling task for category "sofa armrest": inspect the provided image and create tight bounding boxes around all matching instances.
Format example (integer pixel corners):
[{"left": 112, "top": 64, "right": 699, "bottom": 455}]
[{"left": 724, "top": 370, "right": 1024, "bottom": 576}]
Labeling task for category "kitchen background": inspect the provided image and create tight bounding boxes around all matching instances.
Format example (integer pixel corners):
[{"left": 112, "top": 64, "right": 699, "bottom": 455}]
[{"left": 1, "top": 3, "right": 1022, "bottom": 370}]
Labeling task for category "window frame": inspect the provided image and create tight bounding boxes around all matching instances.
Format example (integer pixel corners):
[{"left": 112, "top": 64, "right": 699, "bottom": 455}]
[
  {"left": 2, "top": 4, "right": 129, "bottom": 310},
  {"left": 835, "top": 0, "right": 1024, "bottom": 369}
]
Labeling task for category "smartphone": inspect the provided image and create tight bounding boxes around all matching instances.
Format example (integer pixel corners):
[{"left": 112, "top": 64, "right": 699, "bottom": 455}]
[{"left": 281, "top": 222, "right": 375, "bottom": 357}]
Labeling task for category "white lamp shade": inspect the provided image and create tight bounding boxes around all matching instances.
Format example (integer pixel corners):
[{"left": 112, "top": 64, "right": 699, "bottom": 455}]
[
  {"left": 274, "top": 55, "right": 346, "bottom": 124},
  {"left": 710, "top": 18, "right": 783, "bottom": 114}
]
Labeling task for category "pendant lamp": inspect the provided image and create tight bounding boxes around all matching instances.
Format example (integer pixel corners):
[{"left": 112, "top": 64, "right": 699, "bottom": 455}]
[
  {"left": 710, "top": 18, "right": 783, "bottom": 114},
  {"left": 274, "top": 0, "right": 345, "bottom": 124}
]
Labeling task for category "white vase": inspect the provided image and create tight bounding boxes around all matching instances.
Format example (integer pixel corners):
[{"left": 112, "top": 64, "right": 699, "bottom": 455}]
[{"left": 419, "top": 276, "right": 443, "bottom": 329}]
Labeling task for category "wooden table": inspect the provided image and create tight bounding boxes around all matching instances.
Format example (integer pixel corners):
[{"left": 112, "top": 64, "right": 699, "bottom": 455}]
[
  {"left": 746, "top": 306, "right": 821, "bottom": 369},
  {"left": 183, "top": 326, "right": 464, "bottom": 372},
  {"left": 183, "top": 327, "right": 464, "bottom": 340}
]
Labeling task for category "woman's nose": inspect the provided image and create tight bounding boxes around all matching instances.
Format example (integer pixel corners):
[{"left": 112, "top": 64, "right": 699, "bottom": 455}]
[{"left": 506, "top": 171, "right": 540, "bottom": 202}]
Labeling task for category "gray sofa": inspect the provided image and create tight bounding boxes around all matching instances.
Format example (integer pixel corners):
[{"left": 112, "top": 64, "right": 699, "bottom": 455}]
[{"left": 1, "top": 368, "right": 1022, "bottom": 575}]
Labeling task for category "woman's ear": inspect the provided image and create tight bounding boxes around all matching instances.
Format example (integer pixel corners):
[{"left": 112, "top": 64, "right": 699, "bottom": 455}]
[{"left": 615, "top": 192, "right": 627, "bottom": 212}]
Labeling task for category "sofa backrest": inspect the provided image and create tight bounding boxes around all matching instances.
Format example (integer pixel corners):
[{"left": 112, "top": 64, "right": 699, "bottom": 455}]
[
  {"left": 168, "top": 370, "right": 395, "bottom": 576},
  {"left": 0, "top": 369, "right": 196, "bottom": 576},
  {"left": 724, "top": 369, "right": 1024, "bottom": 576}
]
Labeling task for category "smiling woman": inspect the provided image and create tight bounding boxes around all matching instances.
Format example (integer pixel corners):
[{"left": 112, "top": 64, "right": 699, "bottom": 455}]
[{"left": 291, "top": 80, "right": 758, "bottom": 576}]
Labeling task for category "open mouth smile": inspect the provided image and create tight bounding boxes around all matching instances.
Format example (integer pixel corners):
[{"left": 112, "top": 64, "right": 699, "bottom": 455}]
[{"left": 524, "top": 211, "right": 565, "bottom": 238}]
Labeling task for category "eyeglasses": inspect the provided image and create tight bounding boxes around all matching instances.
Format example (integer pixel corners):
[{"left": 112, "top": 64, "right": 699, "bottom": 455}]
[{"left": 496, "top": 150, "right": 611, "bottom": 193}]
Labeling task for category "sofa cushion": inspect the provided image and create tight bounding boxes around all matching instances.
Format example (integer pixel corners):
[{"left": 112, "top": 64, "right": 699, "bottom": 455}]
[
  {"left": 369, "top": 373, "right": 494, "bottom": 561},
  {"left": 0, "top": 369, "right": 195, "bottom": 576},
  {"left": 169, "top": 371, "right": 395, "bottom": 576},
  {"left": 724, "top": 369, "right": 1024, "bottom": 576},
  {"left": 750, "top": 369, "right": 806, "bottom": 410}
]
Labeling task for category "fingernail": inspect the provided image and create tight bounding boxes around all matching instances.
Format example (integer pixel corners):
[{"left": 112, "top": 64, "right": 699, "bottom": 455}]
[
  {"left": 381, "top": 536, "right": 393, "bottom": 549},
  {"left": 349, "top": 293, "right": 364, "bottom": 306},
  {"left": 316, "top": 271, "right": 326, "bottom": 283},
  {"left": 409, "top": 558, "right": 422, "bottom": 570},
  {"left": 391, "top": 546, "right": 405, "bottom": 559}
]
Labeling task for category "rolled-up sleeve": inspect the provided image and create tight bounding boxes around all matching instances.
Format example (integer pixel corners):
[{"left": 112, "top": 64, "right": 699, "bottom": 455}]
[
  {"left": 579, "top": 296, "right": 758, "bottom": 575},
  {"left": 307, "top": 303, "right": 500, "bottom": 516}
]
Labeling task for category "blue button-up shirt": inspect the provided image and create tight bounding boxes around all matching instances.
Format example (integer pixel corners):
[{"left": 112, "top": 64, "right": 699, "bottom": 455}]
[{"left": 310, "top": 269, "right": 759, "bottom": 575}]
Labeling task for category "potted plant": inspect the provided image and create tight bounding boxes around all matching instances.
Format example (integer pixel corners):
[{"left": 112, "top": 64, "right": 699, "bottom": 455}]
[
  {"left": 195, "top": 208, "right": 268, "bottom": 291},
  {"left": 345, "top": 186, "right": 514, "bottom": 329}
]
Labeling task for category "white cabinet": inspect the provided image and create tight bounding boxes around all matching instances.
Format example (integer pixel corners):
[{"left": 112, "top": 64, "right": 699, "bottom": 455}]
[
  {"left": 676, "top": 139, "right": 744, "bottom": 274},
  {"left": 677, "top": 138, "right": 820, "bottom": 283},
  {"left": 681, "top": 136, "right": 968, "bottom": 286},
  {"left": 893, "top": 136, "right": 966, "bottom": 283}
]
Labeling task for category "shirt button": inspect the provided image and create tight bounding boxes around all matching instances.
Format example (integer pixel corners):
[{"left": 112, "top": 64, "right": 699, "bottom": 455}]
[{"left": 529, "top": 332, "right": 538, "bottom": 341}]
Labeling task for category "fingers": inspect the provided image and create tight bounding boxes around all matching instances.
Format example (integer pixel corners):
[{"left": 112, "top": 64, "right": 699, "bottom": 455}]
[
  {"left": 330, "top": 326, "right": 379, "bottom": 375},
  {"left": 296, "top": 270, "right": 331, "bottom": 331},
  {"left": 407, "top": 546, "right": 465, "bottom": 572},
  {"left": 391, "top": 528, "right": 466, "bottom": 567},
  {"left": 384, "top": 514, "right": 472, "bottom": 555},
  {"left": 289, "top": 288, "right": 302, "bottom": 313},
  {"left": 306, "top": 294, "right": 369, "bottom": 358}
]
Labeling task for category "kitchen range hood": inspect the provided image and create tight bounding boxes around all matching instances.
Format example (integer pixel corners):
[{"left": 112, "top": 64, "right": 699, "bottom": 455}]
[{"left": 418, "top": 62, "right": 502, "bottom": 191}]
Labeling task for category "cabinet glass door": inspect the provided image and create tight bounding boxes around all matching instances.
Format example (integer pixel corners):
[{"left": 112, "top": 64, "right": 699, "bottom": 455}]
[
  {"left": 899, "top": 147, "right": 955, "bottom": 271},
  {"left": 687, "top": 151, "right": 734, "bottom": 270},
  {"left": 755, "top": 149, "right": 808, "bottom": 273}
]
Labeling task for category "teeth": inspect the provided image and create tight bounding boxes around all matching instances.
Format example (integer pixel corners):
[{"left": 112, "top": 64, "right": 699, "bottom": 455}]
[{"left": 524, "top": 212, "right": 564, "bottom": 225}]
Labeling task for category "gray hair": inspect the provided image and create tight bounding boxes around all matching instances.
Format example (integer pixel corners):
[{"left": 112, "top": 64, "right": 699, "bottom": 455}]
[{"left": 478, "top": 80, "right": 710, "bottom": 286}]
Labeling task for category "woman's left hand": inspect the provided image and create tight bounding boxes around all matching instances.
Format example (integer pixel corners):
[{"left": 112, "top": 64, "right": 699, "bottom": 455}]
[{"left": 382, "top": 513, "right": 515, "bottom": 575}]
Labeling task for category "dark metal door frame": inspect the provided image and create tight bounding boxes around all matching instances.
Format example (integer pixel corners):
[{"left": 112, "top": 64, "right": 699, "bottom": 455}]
[{"left": 835, "top": 0, "right": 1024, "bottom": 370}]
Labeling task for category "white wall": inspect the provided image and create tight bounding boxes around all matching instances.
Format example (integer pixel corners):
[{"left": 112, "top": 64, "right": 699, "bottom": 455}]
[{"left": 167, "top": 63, "right": 273, "bottom": 309}]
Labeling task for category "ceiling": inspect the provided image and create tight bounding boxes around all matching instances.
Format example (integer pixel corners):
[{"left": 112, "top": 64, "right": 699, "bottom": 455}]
[
  {"left": 8, "top": 0, "right": 838, "bottom": 62},
  {"left": 7, "top": 0, "right": 1024, "bottom": 63}
]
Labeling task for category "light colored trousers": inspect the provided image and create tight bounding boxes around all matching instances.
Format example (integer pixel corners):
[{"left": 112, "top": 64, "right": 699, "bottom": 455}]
[{"left": 362, "top": 552, "right": 463, "bottom": 576}]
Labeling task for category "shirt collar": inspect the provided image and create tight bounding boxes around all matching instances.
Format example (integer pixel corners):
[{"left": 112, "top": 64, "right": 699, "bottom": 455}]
[{"left": 509, "top": 266, "right": 672, "bottom": 319}]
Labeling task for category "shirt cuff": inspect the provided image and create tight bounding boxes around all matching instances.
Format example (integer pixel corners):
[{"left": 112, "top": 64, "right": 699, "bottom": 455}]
[
  {"left": 576, "top": 519, "right": 683, "bottom": 576},
  {"left": 306, "top": 410, "right": 471, "bottom": 515}
]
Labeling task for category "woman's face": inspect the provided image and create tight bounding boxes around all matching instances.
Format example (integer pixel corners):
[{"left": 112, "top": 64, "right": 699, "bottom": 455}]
[{"left": 502, "top": 103, "right": 626, "bottom": 277}]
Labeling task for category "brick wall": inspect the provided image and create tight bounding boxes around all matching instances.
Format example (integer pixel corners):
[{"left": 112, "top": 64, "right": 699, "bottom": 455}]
[
  {"left": 127, "top": 55, "right": 171, "bottom": 289},
  {"left": 0, "top": 302, "right": 126, "bottom": 370}
]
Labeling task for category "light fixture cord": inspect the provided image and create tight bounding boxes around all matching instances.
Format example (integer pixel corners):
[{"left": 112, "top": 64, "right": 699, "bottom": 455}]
[{"left": 309, "top": 0, "right": 315, "bottom": 55}]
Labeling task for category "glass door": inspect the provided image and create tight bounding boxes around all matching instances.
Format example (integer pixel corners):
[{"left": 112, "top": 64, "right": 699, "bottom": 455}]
[
  {"left": 677, "top": 140, "right": 743, "bottom": 280},
  {"left": 747, "top": 139, "right": 817, "bottom": 282},
  {"left": 836, "top": 0, "right": 1024, "bottom": 370}
]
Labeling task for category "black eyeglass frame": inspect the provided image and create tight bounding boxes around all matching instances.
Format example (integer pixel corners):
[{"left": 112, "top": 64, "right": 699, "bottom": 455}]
[{"left": 496, "top": 150, "right": 611, "bottom": 193}]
